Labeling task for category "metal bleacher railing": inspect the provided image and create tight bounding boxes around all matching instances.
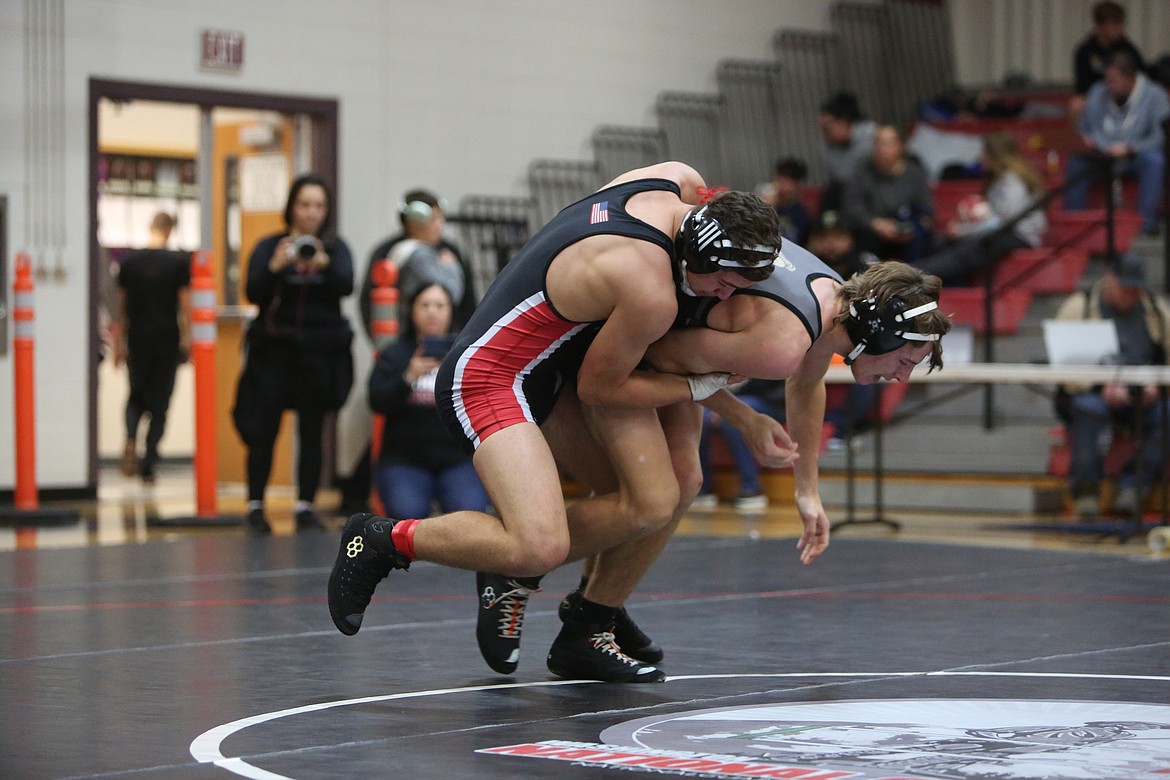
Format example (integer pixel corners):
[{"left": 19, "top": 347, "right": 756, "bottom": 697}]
[
  {"left": 459, "top": 0, "right": 1032, "bottom": 325},
  {"left": 447, "top": 195, "right": 535, "bottom": 304},
  {"left": 519, "top": 0, "right": 955, "bottom": 230},
  {"left": 591, "top": 126, "right": 666, "bottom": 186},
  {"left": 715, "top": 59, "right": 784, "bottom": 192},
  {"left": 655, "top": 91, "right": 724, "bottom": 185}
]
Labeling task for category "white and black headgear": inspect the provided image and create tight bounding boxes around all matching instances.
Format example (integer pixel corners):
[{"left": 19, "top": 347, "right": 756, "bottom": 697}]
[
  {"left": 843, "top": 294, "right": 941, "bottom": 365},
  {"left": 675, "top": 205, "right": 782, "bottom": 283}
]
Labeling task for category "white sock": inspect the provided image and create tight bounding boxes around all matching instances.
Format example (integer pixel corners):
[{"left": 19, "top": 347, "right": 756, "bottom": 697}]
[
  {"left": 247, "top": 500, "right": 263, "bottom": 512},
  {"left": 294, "top": 500, "right": 313, "bottom": 514}
]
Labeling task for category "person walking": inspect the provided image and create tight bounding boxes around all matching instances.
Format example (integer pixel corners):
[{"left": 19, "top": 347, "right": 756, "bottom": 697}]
[{"left": 114, "top": 211, "right": 191, "bottom": 485}]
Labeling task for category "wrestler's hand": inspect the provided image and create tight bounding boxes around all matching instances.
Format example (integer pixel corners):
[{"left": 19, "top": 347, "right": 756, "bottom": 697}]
[
  {"left": 795, "top": 492, "right": 830, "bottom": 565},
  {"left": 733, "top": 411, "right": 798, "bottom": 469}
]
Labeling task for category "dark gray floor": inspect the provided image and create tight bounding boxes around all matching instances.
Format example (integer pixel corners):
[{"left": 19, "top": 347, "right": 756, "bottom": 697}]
[{"left": 2, "top": 532, "right": 1169, "bottom": 779}]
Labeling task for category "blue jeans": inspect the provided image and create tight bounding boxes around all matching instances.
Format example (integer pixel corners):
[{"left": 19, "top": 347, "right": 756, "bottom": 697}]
[
  {"left": 1064, "top": 150, "right": 1165, "bottom": 232},
  {"left": 699, "top": 395, "right": 778, "bottom": 496},
  {"left": 1066, "top": 391, "right": 1170, "bottom": 495},
  {"left": 375, "top": 460, "right": 489, "bottom": 519}
]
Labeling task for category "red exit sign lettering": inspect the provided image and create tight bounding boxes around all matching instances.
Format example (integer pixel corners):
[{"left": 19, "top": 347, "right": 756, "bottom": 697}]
[{"left": 201, "top": 30, "right": 244, "bottom": 72}]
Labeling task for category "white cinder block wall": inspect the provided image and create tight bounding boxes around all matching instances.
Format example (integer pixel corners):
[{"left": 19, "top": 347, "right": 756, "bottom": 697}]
[{"left": 2, "top": 0, "right": 1169, "bottom": 491}]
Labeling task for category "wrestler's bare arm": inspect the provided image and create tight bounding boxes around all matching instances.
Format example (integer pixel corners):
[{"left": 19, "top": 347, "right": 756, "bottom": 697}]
[
  {"left": 785, "top": 352, "right": 833, "bottom": 563},
  {"left": 606, "top": 161, "right": 707, "bottom": 205},
  {"left": 574, "top": 258, "right": 697, "bottom": 410},
  {"left": 645, "top": 304, "right": 811, "bottom": 381},
  {"left": 702, "top": 389, "right": 797, "bottom": 469}
]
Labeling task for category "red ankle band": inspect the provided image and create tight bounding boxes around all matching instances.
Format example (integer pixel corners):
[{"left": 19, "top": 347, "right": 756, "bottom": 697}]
[{"left": 391, "top": 519, "right": 420, "bottom": 560}]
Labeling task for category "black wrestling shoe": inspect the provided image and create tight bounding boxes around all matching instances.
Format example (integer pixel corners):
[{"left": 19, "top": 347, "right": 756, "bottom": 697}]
[
  {"left": 558, "top": 589, "right": 663, "bottom": 664},
  {"left": 245, "top": 508, "right": 271, "bottom": 535},
  {"left": 295, "top": 508, "right": 326, "bottom": 532},
  {"left": 328, "top": 513, "right": 411, "bottom": 635},
  {"left": 476, "top": 572, "right": 543, "bottom": 674},
  {"left": 546, "top": 623, "right": 666, "bottom": 683}
]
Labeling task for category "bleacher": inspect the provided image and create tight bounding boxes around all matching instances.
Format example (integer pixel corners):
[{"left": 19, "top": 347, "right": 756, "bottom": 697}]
[{"left": 444, "top": 0, "right": 1168, "bottom": 518}]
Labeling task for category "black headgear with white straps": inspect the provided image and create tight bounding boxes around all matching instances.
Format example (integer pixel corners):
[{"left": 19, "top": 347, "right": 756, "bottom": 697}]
[
  {"left": 844, "top": 294, "right": 941, "bottom": 365},
  {"left": 675, "top": 205, "right": 782, "bottom": 283}
]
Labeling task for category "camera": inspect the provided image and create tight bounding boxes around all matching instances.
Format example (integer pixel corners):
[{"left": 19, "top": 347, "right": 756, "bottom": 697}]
[
  {"left": 287, "top": 235, "right": 318, "bottom": 261},
  {"left": 421, "top": 334, "right": 457, "bottom": 358}
]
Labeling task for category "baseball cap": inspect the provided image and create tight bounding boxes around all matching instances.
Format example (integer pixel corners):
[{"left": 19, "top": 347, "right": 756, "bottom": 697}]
[{"left": 1112, "top": 250, "right": 1146, "bottom": 288}]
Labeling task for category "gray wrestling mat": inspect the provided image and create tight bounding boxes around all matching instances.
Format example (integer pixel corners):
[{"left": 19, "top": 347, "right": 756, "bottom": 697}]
[{"left": 2, "top": 532, "right": 1168, "bottom": 778}]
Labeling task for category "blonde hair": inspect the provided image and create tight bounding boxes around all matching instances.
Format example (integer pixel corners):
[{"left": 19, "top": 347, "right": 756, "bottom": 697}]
[{"left": 982, "top": 131, "right": 1044, "bottom": 195}]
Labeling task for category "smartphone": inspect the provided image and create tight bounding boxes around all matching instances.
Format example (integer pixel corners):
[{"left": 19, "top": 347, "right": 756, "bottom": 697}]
[{"left": 421, "top": 334, "right": 456, "bottom": 359}]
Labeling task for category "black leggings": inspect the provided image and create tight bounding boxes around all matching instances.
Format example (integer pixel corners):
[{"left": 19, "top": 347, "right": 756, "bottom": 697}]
[
  {"left": 125, "top": 347, "right": 179, "bottom": 469},
  {"left": 913, "top": 231, "right": 1028, "bottom": 286},
  {"left": 245, "top": 401, "right": 328, "bottom": 504}
]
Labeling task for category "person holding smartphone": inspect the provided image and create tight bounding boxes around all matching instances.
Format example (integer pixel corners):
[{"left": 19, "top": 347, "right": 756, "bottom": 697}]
[
  {"left": 367, "top": 282, "right": 488, "bottom": 519},
  {"left": 841, "top": 124, "right": 934, "bottom": 263}
]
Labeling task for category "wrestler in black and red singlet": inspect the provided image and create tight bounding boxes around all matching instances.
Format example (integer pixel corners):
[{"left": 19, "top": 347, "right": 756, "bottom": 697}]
[{"left": 435, "top": 178, "right": 679, "bottom": 452}]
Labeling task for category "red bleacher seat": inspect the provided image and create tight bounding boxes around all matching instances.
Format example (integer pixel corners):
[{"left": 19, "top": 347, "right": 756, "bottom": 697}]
[
  {"left": 875, "top": 381, "right": 910, "bottom": 423},
  {"left": 1047, "top": 425, "right": 1135, "bottom": 479},
  {"left": 932, "top": 179, "right": 984, "bottom": 228},
  {"left": 938, "top": 286, "right": 1032, "bottom": 335},
  {"left": 927, "top": 116, "right": 1081, "bottom": 156},
  {"left": 1045, "top": 210, "right": 1142, "bottom": 255},
  {"left": 975, "top": 247, "right": 1090, "bottom": 295},
  {"left": 1080, "top": 179, "right": 1141, "bottom": 212},
  {"left": 801, "top": 185, "right": 823, "bottom": 220}
]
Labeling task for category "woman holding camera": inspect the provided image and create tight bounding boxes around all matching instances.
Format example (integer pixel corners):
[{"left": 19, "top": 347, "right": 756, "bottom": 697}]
[
  {"left": 368, "top": 281, "right": 488, "bottom": 519},
  {"left": 234, "top": 173, "right": 355, "bottom": 534}
]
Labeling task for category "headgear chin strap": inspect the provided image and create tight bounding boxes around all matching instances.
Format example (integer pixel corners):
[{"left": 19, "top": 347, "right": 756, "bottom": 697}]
[
  {"left": 675, "top": 205, "right": 782, "bottom": 284},
  {"left": 844, "top": 295, "right": 940, "bottom": 365}
]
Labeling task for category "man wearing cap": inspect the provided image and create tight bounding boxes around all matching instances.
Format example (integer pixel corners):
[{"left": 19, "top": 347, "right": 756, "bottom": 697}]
[
  {"left": 359, "top": 189, "right": 474, "bottom": 338},
  {"left": 1054, "top": 251, "right": 1170, "bottom": 520}
]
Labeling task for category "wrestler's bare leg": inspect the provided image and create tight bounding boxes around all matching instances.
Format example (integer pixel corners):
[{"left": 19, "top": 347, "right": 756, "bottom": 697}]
[{"left": 579, "top": 400, "right": 703, "bottom": 607}]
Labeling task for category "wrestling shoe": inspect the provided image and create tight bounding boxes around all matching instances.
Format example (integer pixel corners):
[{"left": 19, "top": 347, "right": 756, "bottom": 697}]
[
  {"left": 245, "top": 507, "right": 272, "bottom": 535},
  {"left": 558, "top": 589, "right": 663, "bottom": 664},
  {"left": 546, "top": 623, "right": 665, "bottom": 683},
  {"left": 328, "top": 513, "right": 411, "bottom": 635},
  {"left": 476, "top": 572, "right": 543, "bottom": 674},
  {"left": 295, "top": 508, "right": 326, "bottom": 532}
]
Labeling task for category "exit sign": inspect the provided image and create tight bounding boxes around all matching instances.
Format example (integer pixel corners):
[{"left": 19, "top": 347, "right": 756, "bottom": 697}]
[{"left": 201, "top": 29, "right": 244, "bottom": 72}]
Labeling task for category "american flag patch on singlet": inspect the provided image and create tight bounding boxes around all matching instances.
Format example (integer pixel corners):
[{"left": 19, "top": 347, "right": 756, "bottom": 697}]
[{"left": 589, "top": 200, "right": 609, "bottom": 224}]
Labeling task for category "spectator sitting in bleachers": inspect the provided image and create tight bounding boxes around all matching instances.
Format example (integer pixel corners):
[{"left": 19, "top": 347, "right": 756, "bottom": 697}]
[
  {"left": 1054, "top": 250, "right": 1170, "bottom": 521},
  {"left": 759, "top": 156, "right": 812, "bottom": 246},
  {"left": 807, "top": 209, "right": 876, "bottom": 282},
  {"left": 1063, "top": 51, "right": 1169, "bottom": 237},
  {"left": 841, "top": 124, "right": 934, "bottom": 263},
  {"left": 1071, "top": 1, "right": 1146, "bottom": 117},
  {"left": 817, "top": 91, "right": 878, "bottom": 216},
  {"left": 912, "top": 131, "right": 1047, "bottom": 286}
]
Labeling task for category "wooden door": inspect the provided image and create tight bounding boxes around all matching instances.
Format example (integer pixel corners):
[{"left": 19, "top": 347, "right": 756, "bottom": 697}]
[{"left": 211, "top": 116, "right": 296, "bottom": 487}]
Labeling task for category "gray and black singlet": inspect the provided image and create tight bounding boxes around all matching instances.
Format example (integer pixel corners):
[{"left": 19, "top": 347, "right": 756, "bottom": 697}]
[{"left": 674, "top": 240, "right": 842, "bottom": 342}]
